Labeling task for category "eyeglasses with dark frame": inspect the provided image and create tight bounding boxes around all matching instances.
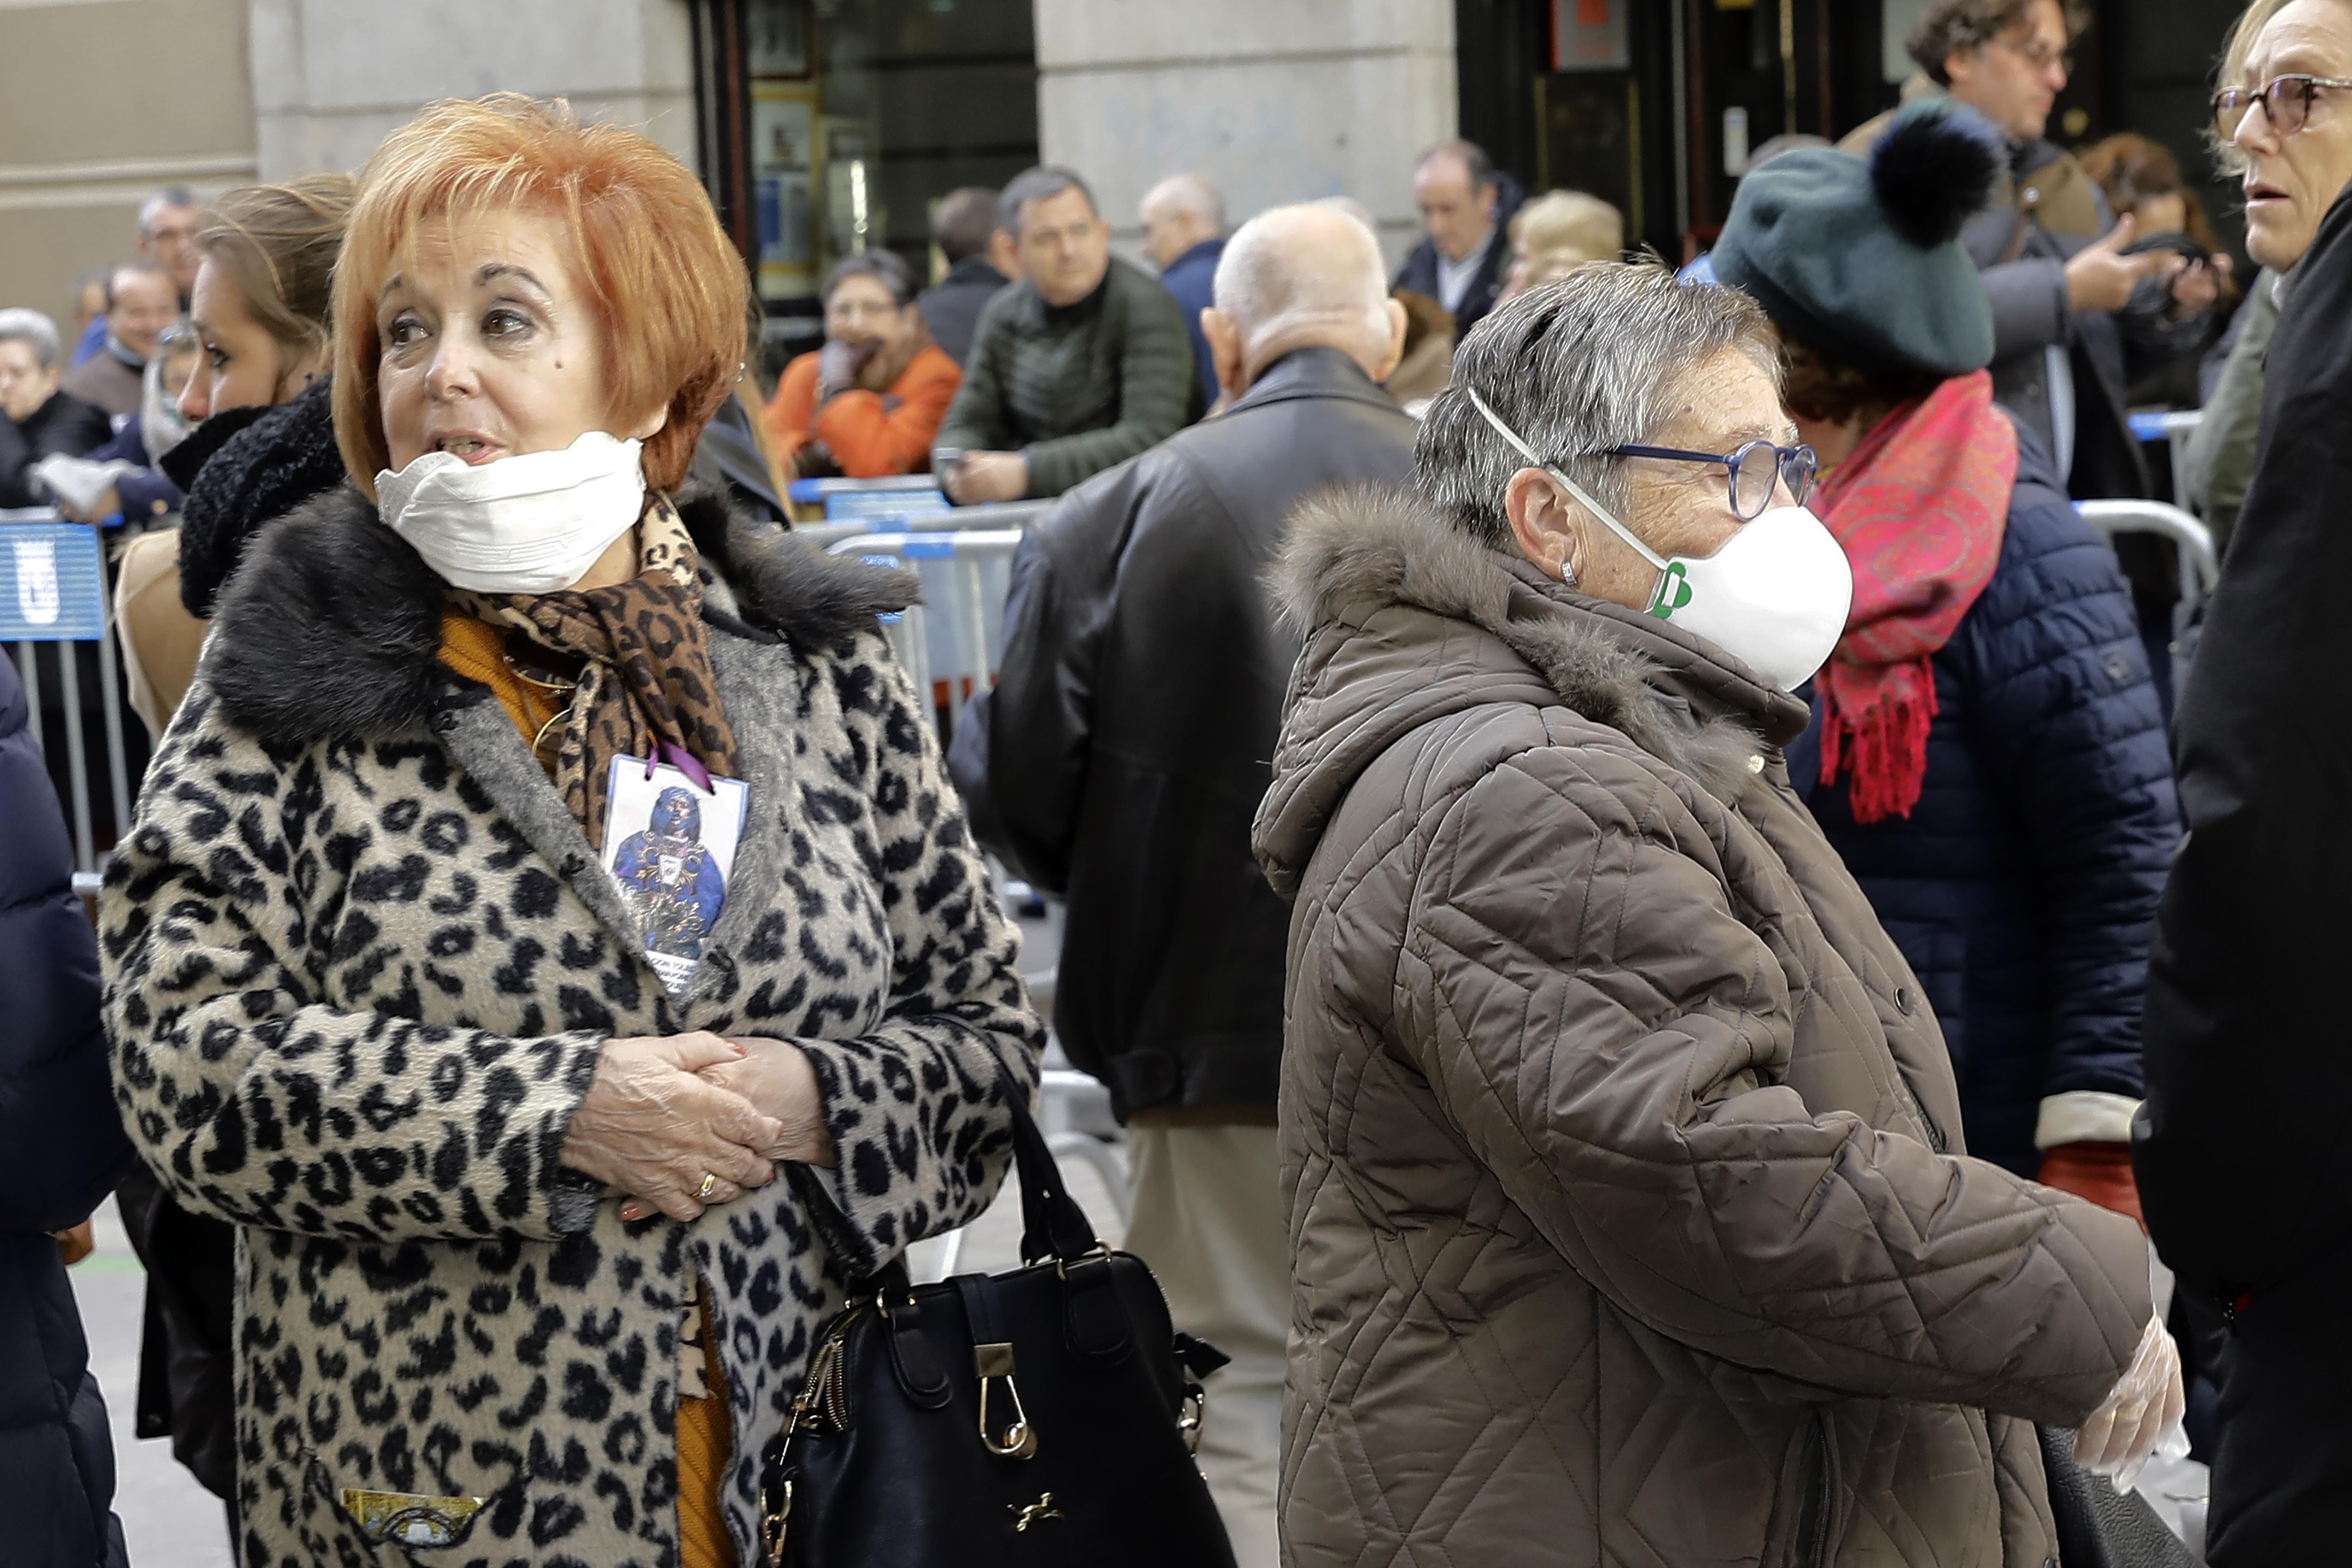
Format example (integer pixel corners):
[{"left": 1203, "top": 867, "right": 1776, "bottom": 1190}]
[
  {"left": 1607, "top": 441, "right": 1819, "bottom": 521},
  {"left": 1993, "top": 34, "right": 2074, "bottom": 77},
  {"left": 2214, "top": 74, "right": 2352, "bottom": 139}
]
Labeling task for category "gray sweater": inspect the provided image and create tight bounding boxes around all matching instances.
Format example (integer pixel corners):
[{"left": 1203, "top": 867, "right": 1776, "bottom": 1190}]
[
  {"left": 934, "top": 255, "right": 1198, "bottom": 498},
  {"left": 2184, "top": 268, "right": 2281, "bottom": 558}
]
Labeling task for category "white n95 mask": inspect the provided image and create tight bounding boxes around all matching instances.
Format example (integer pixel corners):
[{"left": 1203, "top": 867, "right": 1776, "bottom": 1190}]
[
  {"left": 377, "top": 430, "right": 647, "bottom": 594},
  {"left": 1465, "top": 388, "right": 1852, "bottom": 691}
]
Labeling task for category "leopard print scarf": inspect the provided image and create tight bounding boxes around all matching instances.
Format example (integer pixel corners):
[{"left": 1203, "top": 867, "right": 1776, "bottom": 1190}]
[{"left": 449, "top": 496, "right": 743, "bottom": 848}]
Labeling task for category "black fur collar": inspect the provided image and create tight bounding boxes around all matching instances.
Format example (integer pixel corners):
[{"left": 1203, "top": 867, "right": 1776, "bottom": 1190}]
[{"left": 203, "top": 482, "right": 919, "bottom": 744}]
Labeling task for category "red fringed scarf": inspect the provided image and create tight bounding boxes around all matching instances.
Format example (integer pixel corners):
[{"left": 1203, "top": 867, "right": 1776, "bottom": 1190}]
[{"left": 1815, "top": 369, "right": 2017, "bottom": 822}]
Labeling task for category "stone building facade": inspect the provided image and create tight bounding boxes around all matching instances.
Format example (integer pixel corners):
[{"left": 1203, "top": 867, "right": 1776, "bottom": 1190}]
[{"left": 0, "top": 0, "right": 1453, "bottom": 366}]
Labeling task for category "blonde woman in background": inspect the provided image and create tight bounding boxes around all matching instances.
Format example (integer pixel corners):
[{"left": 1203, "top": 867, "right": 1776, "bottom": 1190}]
[
  {"left": 105, "top": 175, "right": 352, "bottom": 1549},
  {"left": 1499, "top": 189, "right": 1624, "bottom": 300},
  {"left": 109, "top": 174, "right": 354, "bottom": 738},
  {"left": 167, "top": 173, "right": 353, "bottom": 623}
]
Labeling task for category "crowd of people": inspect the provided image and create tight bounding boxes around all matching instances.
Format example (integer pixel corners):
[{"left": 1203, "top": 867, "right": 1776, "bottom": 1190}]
[{"left": 3, "top": 0, "right": 2348, "bottom": 1564}]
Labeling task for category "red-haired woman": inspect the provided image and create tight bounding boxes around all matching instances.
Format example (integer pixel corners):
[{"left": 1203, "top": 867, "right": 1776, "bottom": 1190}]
[{"left": 100, "top": 94, "right": 1041, "bottom": 1568}]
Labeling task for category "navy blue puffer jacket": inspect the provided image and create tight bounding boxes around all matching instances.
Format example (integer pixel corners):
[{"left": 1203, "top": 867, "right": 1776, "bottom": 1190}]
[
  {"left": 1790, "top": 425, "right": 2180, "bottom": 1176},
  {"left": 0, "top": 653, "right": 132, "bottom": 1567}
]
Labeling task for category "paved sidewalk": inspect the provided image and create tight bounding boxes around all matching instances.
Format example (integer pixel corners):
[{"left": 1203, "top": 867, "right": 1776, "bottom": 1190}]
[{"left": 70, "top": 1196, "right": 233, "bottom": 1568}]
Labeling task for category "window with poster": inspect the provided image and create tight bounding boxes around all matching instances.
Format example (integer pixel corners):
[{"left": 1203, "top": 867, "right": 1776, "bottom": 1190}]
[
  {"left": 1540, "top": 0, "right": 1641, "bottom": 240},
  {"left": 690, "top": 0, "right": 1039, "bottom": 384}
]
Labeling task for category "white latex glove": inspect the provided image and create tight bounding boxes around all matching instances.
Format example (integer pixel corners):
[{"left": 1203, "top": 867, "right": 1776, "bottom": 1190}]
[{"left": 2074, "top": 1315, "right": 2186, "bottom": 1491}]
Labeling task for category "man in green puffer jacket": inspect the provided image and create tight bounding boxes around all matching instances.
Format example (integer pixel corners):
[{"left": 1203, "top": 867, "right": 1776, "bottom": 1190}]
[{"left": 934, "top": 164, "right": 1201, "bottom": 502}]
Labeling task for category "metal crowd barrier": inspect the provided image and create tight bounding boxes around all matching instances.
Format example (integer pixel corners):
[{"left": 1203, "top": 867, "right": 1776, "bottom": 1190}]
[
  {"left": 786, "top": 474, "right": 942, "bottom": 500},
  {"left": 0, "top": 506, "right": 132, "bottom": 893},
  {"left": 2128, "top": 408, "right": 2204, "bottom": 510},
  {"left": 830, "top": 527, "right": 1025, "bottom": 718},
  {"left": 796, "top": 499, "right": 1051, "bottom": 552},
  {"left": 1040, "top": 1066, "right": 1129, "bottom": 1213},
  {"left": 2075, "top": 499, "right": 2221, "bottom": 614}
]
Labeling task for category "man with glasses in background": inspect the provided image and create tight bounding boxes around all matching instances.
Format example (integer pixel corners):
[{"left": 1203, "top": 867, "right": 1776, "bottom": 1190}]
[{"left": 1846, "top": 0, "right": 2227, "bottom": 706}]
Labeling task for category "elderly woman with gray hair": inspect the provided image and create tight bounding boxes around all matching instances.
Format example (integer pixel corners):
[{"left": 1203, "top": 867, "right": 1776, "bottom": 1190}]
[
  {"left": 1252, "top": 260, "right": 2178, "bottom": 1565},
  {"left": 0, "top": 308, "right": 111, "bottom": 506}
]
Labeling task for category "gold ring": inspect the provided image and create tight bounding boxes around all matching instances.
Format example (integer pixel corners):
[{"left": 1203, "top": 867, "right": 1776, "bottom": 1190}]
[{"left": 696, "top": 1173, "right": 718, "bottom": 1201}]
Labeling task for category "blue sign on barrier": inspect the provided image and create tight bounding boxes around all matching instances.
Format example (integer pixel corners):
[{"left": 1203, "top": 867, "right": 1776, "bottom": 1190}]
[
  {"left": 825, "top": 489, "right": 950, "bottom": 523},
  {"left": 788, "top": 475, "right": 941, "bottom": 503},
  {"left": 0, "top": 523, "right": 106, "bottom": 641}
]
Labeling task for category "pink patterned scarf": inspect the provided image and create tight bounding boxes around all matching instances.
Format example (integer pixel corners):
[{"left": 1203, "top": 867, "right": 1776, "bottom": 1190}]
[{"left": 1815, "top": 369, "right": 2017, "bottom": 822}]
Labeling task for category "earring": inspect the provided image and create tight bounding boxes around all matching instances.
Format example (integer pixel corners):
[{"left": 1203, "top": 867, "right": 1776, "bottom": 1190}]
[{"left": 1559, "top": 547, "right": 1580, "bottom": 589}]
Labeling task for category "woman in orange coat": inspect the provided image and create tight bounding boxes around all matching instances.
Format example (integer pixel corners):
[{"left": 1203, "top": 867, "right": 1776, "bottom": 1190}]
[{"left": 763, "top": 250, "right": 961, "bottom": 477}]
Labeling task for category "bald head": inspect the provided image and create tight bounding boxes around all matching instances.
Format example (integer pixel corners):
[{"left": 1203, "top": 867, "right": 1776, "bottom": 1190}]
[
  {"left": 1202, "top": 203, "right": 1406, "bottom": 398},
  {"left": 1139, "top": 173, "right": 1226, "bottom": 269},
  {"left": 1314, "top": 194, "right": 1380, "bottom": 240}
]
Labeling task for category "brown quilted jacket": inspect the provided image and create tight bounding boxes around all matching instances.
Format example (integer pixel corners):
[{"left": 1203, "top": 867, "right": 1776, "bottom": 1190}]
[{"left": 1251, "top": 489, "right": 2153, "bottom": 1567}]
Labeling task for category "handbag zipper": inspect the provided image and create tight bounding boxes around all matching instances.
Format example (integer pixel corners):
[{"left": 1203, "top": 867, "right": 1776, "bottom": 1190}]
[
  {"left": 765, "top": 1311, "right": 859, "bottom": 1568},
  {"left": 791, "top": 1319, "right": 854, "bottom": 1437}
]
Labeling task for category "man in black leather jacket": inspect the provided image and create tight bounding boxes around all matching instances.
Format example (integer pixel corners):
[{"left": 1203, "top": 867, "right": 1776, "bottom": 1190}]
[{"left": 950, "top": 203, "right": 1412, "bottom": 1568}]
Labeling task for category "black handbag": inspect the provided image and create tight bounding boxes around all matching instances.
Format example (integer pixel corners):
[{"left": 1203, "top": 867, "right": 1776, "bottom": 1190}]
[
  {"left": 758, "top": 1093, "right": 1238, "bottom": 1567},
  {"left": 2037, "top": 1427, "right": 2200, "bottom": 1568}
]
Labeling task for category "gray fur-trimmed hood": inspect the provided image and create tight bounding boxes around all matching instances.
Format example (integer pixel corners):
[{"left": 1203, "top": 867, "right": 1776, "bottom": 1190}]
[
  {"left": 1254, "top": 483, "right": 1811, "bottom": 895},
  {"left": 200, "top": 482, "right": 920, "bottom": 745}
]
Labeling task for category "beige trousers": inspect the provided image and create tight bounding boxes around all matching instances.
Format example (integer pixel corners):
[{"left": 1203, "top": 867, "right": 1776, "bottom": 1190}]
[
  {"left": 1122, "top": 1123, "right": 1286, "bottom": 1568},
  {"left": 111, "top": 526, "right": 207, "bottom": 740}
]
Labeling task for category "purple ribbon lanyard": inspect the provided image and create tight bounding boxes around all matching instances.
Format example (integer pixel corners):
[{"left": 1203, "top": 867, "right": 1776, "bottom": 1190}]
[{"left": 646, "top": 739, "right": 714, "bottom": 793}]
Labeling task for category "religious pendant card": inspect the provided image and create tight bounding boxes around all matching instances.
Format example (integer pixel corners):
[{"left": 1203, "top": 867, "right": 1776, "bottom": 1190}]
[{"left": 601, "top": 755, "right": 750, "bottom": 993}]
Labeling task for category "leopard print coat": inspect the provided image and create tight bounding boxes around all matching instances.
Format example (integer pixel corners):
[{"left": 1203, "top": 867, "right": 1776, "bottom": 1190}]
[{"left": 100, "top": 485, "right": 1044, "bottom": 1567}]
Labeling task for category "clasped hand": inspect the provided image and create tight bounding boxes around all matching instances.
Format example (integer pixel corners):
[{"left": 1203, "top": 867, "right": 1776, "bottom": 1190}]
[{"left": 560, "top": 1031, "right": 835, "bottom": 1223}]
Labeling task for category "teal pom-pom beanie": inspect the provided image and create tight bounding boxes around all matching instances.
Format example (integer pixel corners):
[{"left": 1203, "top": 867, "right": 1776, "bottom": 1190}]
[{"left": 1710, "top": 100, "right": 2002, "bottom": 376}]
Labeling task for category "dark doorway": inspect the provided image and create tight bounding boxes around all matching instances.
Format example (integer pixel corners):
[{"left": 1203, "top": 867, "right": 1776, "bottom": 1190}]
[
  {"left": 1455, "top": 0, "right": 1686, "bottom": 257},
  {"left": 1460, "top": 0, "right": 2250, "bottom": 267}
]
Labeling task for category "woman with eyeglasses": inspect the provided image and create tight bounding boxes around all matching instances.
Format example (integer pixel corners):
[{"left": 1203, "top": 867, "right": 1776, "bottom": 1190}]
[
  {"left": 2139, "top": 2, "right": 2352, "bottom": 1560},
  {"left": 2183, "top": 0, "right": 2346, "bottom": 562},
  {"left": 1252, "top": 118, "right": 2173, "bottom": 1568}
]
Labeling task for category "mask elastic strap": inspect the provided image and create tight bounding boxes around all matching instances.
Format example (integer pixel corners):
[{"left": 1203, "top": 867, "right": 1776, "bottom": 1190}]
[{"left": 1463, "top": 387, "right": 1670, "bottom": 572}]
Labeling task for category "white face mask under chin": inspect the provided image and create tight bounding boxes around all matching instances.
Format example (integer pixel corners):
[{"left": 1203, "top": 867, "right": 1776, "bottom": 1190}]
[
  {"left": 1464, "top": 388, "right": 1853, "bottom": 691},
  {"left": 377, "top": 430, "right": 648, "bottom": 594}
]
